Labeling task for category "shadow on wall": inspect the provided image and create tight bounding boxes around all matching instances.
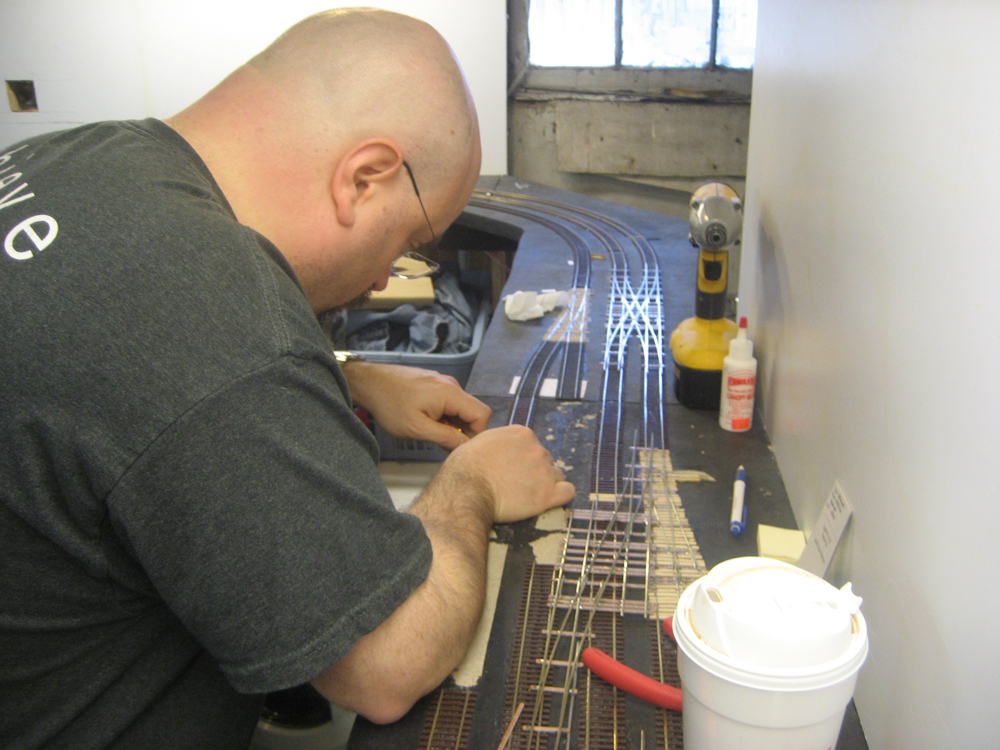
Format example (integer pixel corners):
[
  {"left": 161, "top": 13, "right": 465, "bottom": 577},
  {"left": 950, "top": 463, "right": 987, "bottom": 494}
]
[
  {"left": 753, "top": 203, "right": 787, "bottom": 428},
  {"left": 558, "top": 173, "right": 696, "bottom": 218}
]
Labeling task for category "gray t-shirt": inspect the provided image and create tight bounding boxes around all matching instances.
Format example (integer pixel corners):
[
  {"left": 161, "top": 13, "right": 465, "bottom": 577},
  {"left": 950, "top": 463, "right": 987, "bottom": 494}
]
[{"left": 0, "top": 120, "right": 432, "bottom": 749}]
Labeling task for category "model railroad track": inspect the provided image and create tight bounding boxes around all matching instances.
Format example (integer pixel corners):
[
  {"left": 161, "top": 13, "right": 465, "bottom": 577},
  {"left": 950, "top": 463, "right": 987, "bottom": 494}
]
[
  {"left": 408, "top": 191, "right": 703, "bottom": 750},
  {"left": 466, "top": 195, "right": 593, "bottom": 417},
  {"left": 471, "top": 191, "right": 667, "bottom": 488}
]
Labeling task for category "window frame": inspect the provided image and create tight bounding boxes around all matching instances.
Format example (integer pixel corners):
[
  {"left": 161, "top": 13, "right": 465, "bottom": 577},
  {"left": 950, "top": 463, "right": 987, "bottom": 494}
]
[{"left": 508, "top": 0, "right": 753, "bottom": 102}]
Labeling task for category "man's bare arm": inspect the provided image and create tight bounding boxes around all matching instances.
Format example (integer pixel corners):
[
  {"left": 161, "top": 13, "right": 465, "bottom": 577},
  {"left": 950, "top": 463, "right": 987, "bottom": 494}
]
[{"left": 311, "top": 425, "right": 575, "bottom": 723}]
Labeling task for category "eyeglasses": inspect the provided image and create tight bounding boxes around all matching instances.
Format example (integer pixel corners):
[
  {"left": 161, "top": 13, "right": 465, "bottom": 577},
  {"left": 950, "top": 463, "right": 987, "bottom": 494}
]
[{"left": 393, "top": 161, "right": 441, "bottom": 279}]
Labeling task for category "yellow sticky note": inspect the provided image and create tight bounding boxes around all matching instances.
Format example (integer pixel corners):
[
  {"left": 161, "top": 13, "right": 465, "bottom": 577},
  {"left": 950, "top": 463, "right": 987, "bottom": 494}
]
[{"left": 757, "top": 524, "right": 806, "bottom": 565}]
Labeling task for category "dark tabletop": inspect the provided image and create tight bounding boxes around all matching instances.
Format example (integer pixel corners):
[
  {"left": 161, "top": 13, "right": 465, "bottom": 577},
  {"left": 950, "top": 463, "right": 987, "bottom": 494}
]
[{"left": 348, "top": 177, "right": 867, "bottom": 750}]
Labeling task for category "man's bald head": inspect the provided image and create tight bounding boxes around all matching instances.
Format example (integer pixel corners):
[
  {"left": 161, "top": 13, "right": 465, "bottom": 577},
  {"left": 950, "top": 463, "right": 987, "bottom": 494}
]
[
  {"left": 247, "top": 8, "right": 477, "bottom": 184},
  {"left": 165, "top": 8, "right": 481, "bottom": 312}
]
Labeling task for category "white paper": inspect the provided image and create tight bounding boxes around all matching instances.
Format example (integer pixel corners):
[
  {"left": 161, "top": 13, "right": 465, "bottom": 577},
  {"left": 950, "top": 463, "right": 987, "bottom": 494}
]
[
  {"left": 798, "top": 480, "right": 853, "bottom": 577},
  {"left": 503, "top": 289, "right": 569, "bottom": 321}
]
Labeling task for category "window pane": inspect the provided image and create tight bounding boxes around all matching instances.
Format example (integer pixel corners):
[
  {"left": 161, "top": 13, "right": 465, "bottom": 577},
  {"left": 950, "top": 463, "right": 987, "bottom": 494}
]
[
  {"left": 622, "top": 0, "right": 713, "bottom": 67},
  {"left": 528, "top": 0, "right": 616, "bottom": 67},
  {"left": 717, "top": 0, "right": 757, "bottom": 68}
]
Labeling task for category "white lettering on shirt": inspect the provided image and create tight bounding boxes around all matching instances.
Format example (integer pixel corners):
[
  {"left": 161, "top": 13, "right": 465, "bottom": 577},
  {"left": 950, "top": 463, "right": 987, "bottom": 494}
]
[
  {"left": 0, "top": 144, "right": 28, "bottom": 167},
  {"left": 0, "top": 178, "right": 34, "bottom": 212},
  {"left": 0, "top": 145, "right": 35, "bottom": 212},
  {"left": 5, "top": 215, "right": 58, "bottom": 260}
]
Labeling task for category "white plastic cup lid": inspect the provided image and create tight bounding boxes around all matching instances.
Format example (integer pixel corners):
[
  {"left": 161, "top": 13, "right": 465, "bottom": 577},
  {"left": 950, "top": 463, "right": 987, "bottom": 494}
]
[{"left": 686, "top": 557, "right": 864, "bottom": 669}]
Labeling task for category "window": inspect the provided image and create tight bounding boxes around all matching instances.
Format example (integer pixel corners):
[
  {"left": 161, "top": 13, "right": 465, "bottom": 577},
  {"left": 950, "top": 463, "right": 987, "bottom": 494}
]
[
  {"left": 528, "top": 0, "right": 757, "bottom": 70},
  {"left": 507, "top": 0, "right": 753, "bottom": 202}
]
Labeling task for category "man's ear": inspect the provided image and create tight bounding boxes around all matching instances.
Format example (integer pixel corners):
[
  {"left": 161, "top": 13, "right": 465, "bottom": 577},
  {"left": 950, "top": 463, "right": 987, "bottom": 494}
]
[{"left": 331, "top": 138, "right": 404, "bottom": 228}]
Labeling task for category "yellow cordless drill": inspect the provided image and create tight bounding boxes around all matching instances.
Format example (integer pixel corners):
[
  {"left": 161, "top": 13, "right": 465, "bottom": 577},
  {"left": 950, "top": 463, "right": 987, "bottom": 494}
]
[{"left": 670, "top": 181, "right": 744, "bottom": 409}]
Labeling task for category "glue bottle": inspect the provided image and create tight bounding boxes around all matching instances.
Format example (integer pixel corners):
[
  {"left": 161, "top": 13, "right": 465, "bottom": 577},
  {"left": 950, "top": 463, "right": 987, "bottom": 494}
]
[{"left": 719, "top": 316, "right": 756, "bottom": 432}]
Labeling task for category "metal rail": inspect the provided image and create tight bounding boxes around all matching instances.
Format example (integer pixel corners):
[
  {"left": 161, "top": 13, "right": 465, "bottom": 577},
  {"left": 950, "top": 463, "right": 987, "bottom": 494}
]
[{"left": 413, "top": 189, "right": 705, "bottom": 750}]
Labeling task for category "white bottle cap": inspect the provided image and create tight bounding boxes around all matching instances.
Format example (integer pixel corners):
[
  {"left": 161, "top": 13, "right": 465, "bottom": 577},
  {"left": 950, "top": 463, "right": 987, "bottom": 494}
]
[{"left": 729, "top": 316, "right": 754, "bottom": 359}]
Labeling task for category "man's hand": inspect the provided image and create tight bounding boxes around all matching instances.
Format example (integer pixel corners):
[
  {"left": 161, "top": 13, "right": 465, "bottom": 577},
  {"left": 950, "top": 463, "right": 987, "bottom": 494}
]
[
  {"left": 340, "top": 361, "right": 490, "bottom": 450},
  {"left": 440, "top": 424, "right": 576, "bottom": 523}
]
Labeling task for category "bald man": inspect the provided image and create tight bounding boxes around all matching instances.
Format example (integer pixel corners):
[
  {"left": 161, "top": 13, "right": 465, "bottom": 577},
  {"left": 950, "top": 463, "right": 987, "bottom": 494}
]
[{"left": 0, "top": 9, "right": 574, "bottom": 749}]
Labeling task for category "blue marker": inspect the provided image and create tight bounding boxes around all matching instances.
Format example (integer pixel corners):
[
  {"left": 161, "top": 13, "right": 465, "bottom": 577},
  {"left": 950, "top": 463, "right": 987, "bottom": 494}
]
[{"left": 730, "top": 466, "right": 747, "bottom": 536}]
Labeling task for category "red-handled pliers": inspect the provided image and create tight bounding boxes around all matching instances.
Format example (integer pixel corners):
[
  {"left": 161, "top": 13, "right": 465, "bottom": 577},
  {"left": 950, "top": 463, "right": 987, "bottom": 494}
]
[{"left": 580, "top": 617, "right": 682, "bottom": 712}]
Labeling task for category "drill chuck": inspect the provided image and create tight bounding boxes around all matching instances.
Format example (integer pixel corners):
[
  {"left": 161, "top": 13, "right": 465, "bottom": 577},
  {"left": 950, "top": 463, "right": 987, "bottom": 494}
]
[
  {"left": 687, "top": 181, "right": 743, "bottom": 251},
  {"left": 703, "top": 222, "right": 728, "bottom": 248}
]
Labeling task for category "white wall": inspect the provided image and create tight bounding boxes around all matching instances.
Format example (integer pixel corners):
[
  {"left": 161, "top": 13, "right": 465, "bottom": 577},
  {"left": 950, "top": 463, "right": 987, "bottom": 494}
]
[
  {"left": 741, "top": 1, "right": 1000, "bottom": 747},
  {"left": 0, "top": 0, "right": 507, "bottom": 174}
]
